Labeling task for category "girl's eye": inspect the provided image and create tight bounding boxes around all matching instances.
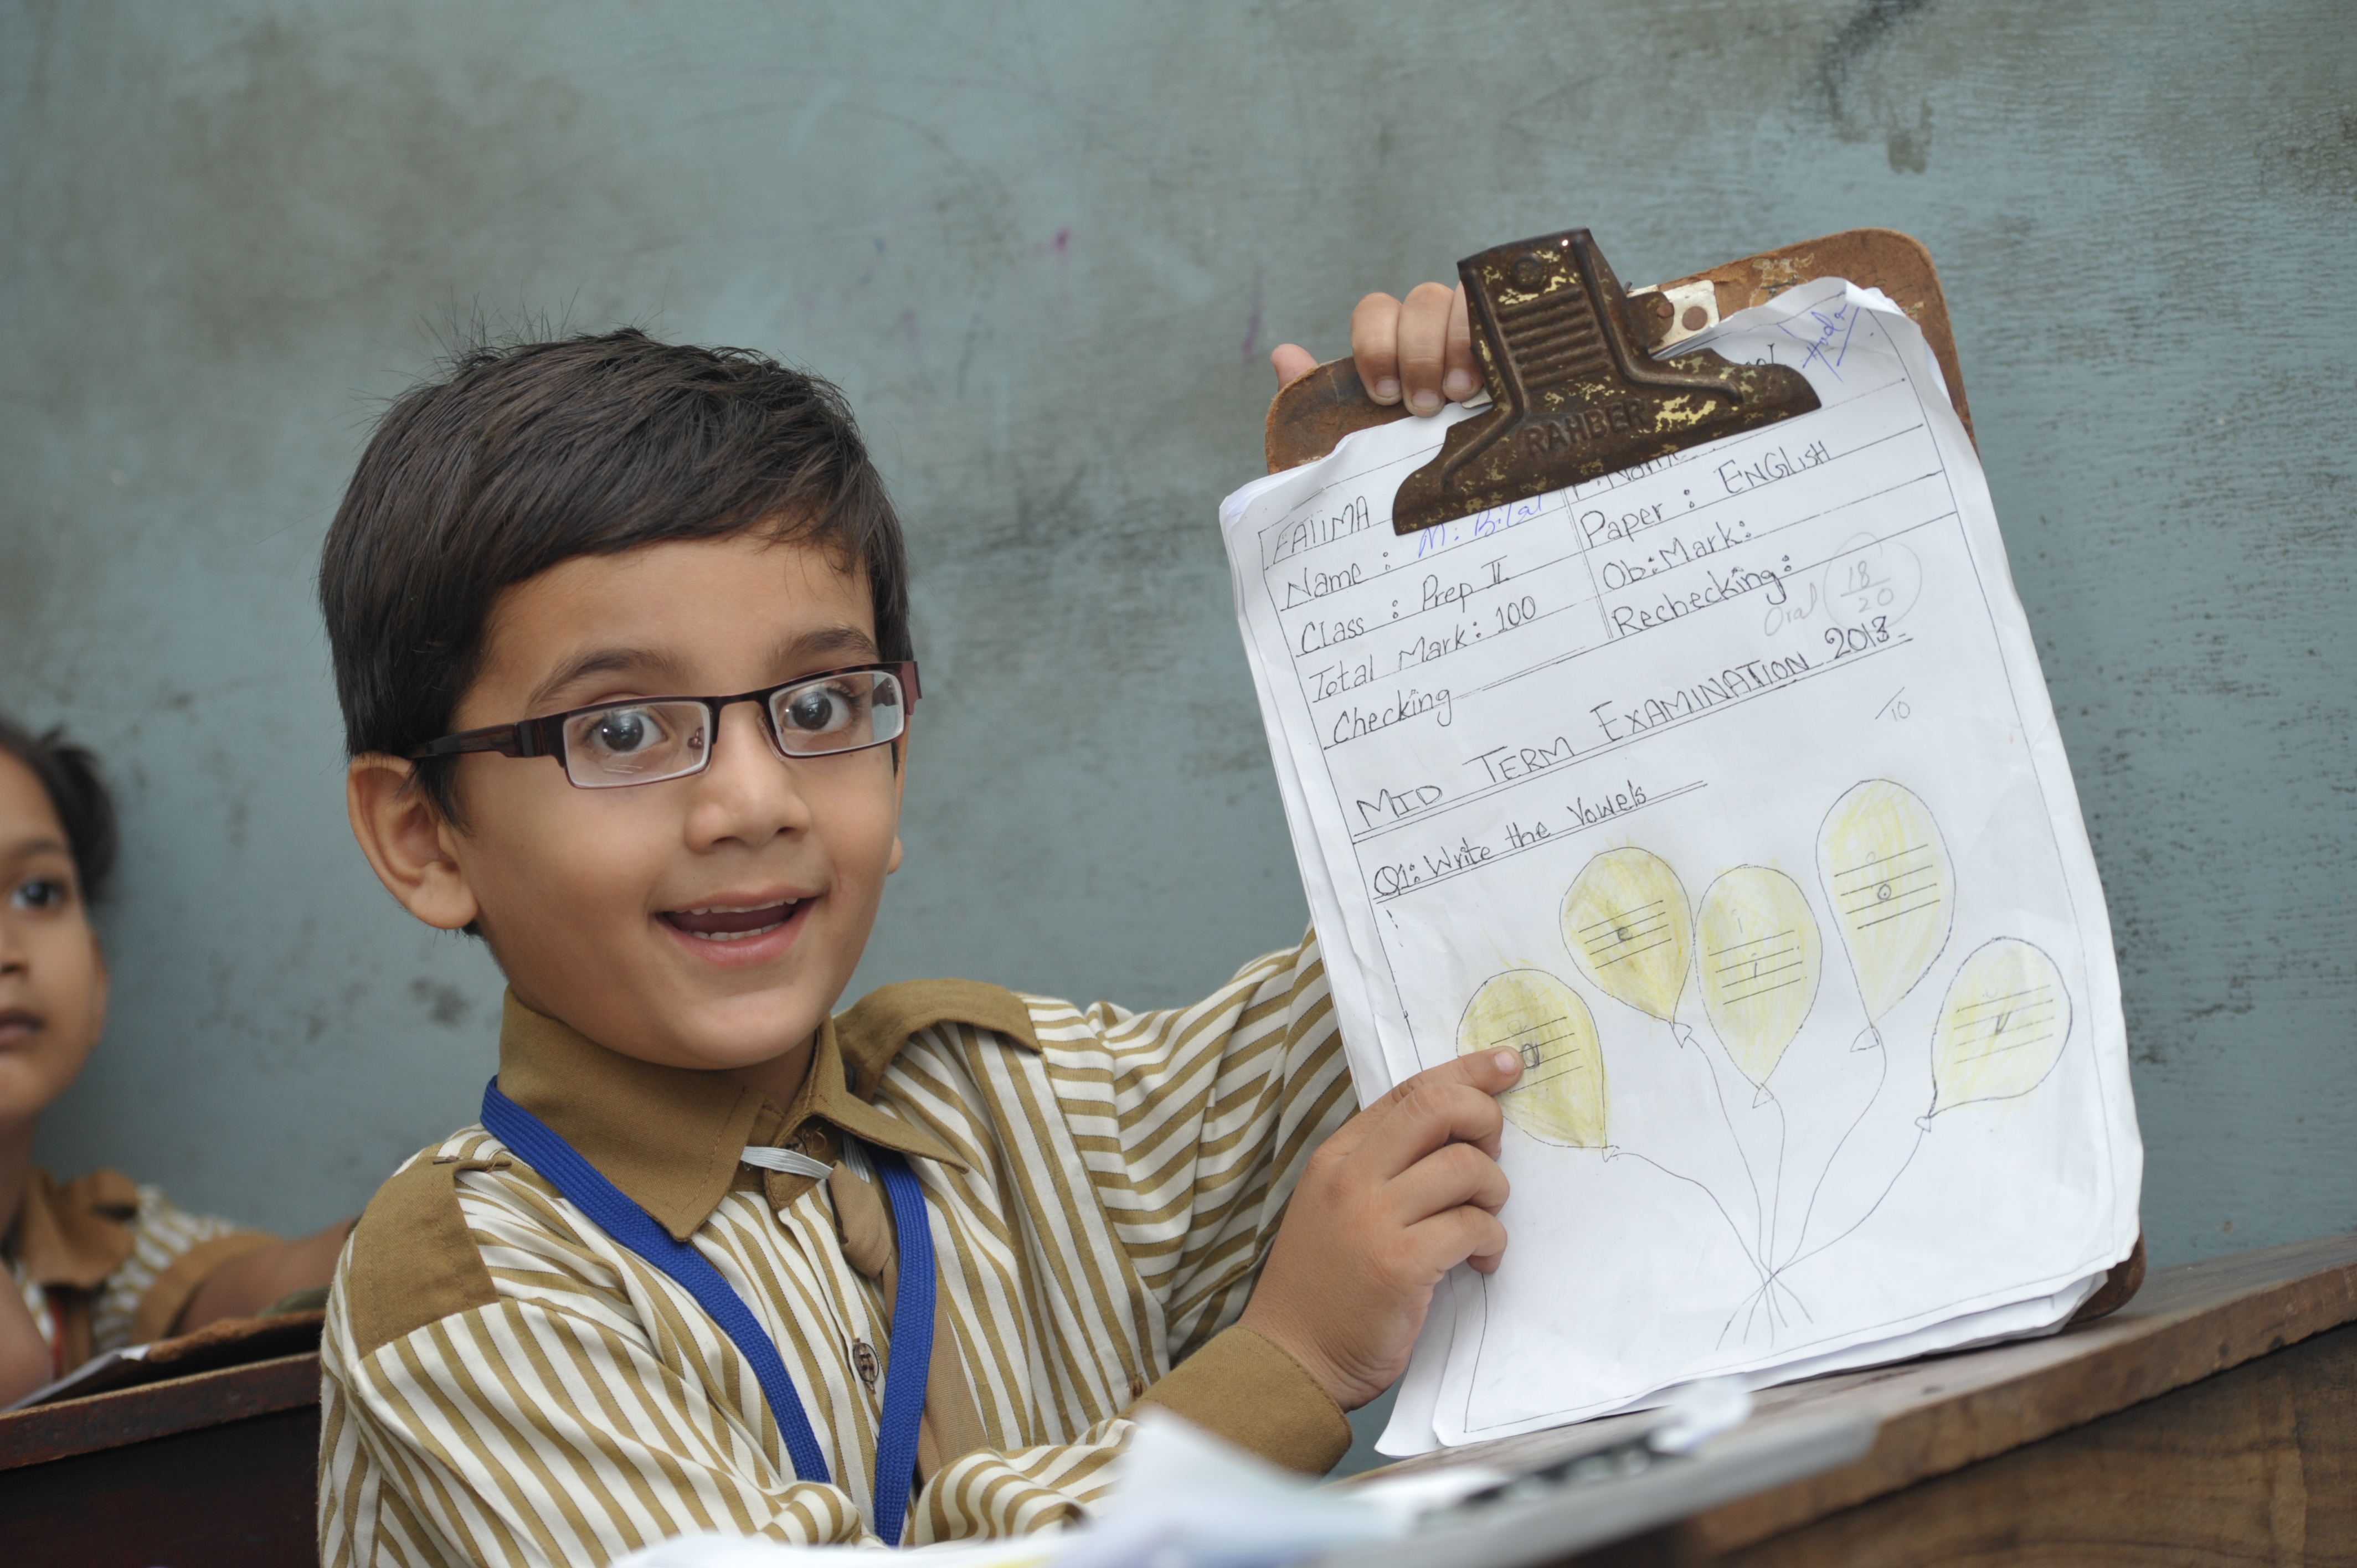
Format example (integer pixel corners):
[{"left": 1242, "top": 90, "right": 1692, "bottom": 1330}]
[{"left": 9, "top": 877, "right": 69, "bottom": 912}]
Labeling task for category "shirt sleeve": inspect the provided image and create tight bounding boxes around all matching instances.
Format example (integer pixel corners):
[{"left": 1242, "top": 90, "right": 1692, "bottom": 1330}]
[
  {"left": 94, "top": 1184, "right": 273, "bottom": 1350},
  {"left": 1023, "top": 929, "right": 1362, "bottom": 1471}
]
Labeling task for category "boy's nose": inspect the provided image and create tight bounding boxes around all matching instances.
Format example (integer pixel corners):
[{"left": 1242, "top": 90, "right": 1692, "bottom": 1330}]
[{"left": 684, "top": 702, "right": 815, "bottom": 842}]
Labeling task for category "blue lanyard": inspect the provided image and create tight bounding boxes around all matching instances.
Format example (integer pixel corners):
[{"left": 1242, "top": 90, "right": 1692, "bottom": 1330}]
[{"left": 479, "top": 1079, "right": 936, "bottom": 1546}]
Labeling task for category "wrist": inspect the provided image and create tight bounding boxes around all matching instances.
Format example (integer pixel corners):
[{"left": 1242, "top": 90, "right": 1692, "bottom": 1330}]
[
  {"left": 1238, "top": 1297, "right": 1370, "bottom": 1412},
  {"left": 1130, "top": 1324, "right": 1352, "bottom": 1475}
]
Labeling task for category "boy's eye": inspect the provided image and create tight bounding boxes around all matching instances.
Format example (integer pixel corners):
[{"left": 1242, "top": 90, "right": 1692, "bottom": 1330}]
[
  {"left": 562, "top": 702, "right": 709, "bottom": 780},
  {"left": 780, "top": 684, "right": 857, "bottom": 735},
  {"left": 9, "top": 876, "right": 69, "bottom": 912},
  {"left": 589, "top": 708, "right": 662, "bottom": 754}
]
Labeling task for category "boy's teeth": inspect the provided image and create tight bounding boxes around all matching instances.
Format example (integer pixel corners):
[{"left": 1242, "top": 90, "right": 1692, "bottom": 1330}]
[{"left": 664, "top": 899, "right": 804, "bottom": 938}]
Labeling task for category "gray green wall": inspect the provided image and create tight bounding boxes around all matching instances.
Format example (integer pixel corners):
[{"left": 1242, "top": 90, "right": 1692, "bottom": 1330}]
[{"left": 4, "top": 0, "right": 2350, "bottom": 1461}]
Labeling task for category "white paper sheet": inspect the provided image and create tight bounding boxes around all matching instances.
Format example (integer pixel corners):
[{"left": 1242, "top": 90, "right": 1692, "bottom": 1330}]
[{"left": 1221, "top": 280, "right": 2142, "bottom": 1451}]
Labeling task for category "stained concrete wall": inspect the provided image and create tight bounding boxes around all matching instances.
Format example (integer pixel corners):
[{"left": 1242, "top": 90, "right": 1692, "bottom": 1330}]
[{"left": 3, "top": 0, "right": 2350, "bottom": 1403}]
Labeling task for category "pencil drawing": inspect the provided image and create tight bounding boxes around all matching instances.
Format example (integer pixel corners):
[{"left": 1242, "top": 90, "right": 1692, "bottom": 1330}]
[
  {"left": 1456, "top": 968, "right": 1608, "bottom": 1147},
  {"left": 1817, "top": 780, "right": 1953, "bottom": 1027},
  {"left": 1929, "top": 938, "right": 2072, "bottom": 1115},
  {"left": 1695, "top": 866, "right": 1825, "bottom": 1088}
]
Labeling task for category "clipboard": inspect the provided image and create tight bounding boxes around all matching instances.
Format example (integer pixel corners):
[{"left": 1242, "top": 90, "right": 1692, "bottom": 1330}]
[
  {"left": 1261, "top": 225, "right": 2145, "bottom": 1319},
  {"left": 1267, "top": 228, "right": 1975, "bottom": 483}
]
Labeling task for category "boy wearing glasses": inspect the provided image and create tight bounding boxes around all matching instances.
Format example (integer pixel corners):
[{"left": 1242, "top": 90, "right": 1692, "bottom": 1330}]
[{"left": 321, "top": 296, "right": 1517, "bottom": 1562}]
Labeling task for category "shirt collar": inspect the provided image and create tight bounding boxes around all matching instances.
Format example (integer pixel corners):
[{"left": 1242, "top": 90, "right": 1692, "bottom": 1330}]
[
  {"left": 495, "top": 992, "right": 967, "bottom": 1242},
  {"left": 8, "top": 1167, "right": 141, "bottom": 1290}
]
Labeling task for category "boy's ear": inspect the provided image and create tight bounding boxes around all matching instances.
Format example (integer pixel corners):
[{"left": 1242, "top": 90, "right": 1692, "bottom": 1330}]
[{"left": 346, "top": 755, "right": 480, "bottom": 931}]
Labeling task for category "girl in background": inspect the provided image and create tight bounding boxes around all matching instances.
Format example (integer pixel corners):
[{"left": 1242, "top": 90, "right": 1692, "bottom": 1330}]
[{"left": 0, "top": 714, "right": 352, "bottom": 1404}]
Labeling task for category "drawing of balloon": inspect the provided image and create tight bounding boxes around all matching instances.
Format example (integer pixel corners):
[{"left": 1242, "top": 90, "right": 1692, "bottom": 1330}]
[
  {"left": 1695, "top": 868, "right": 1825, "bottom": 1087},
  {"left": 1562, "top": 848, "right": 1692, "bottom": 1022},
  {"left": 1816, "top": 781, "right": 1953, "bottom": 1024},
  {"left": 1929, "top": 939, "right": 2072, "bottom": 1115},
  {"left": 1458, "top": 969, "right": 1607, "bottom": 1147}
]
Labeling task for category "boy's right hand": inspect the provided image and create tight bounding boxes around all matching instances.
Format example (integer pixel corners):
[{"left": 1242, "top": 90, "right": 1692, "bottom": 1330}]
[
  {"left": 1239, "top": 1049, "right": 1521, "bottom": 1412},
  {"left": 1268, "top": 282, "right": 1480, "bottom": 416}
]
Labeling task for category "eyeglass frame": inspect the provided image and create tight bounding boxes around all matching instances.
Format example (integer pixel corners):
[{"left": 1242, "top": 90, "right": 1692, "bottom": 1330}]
[{"left": 405, "top": 660, "right": 922, "bottom": 788}]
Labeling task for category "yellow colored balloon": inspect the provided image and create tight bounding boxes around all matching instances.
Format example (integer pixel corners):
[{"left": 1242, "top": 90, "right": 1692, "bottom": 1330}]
[
  {"left": 1458, "top": 969, "right": 1607, "bottom": 1147},
  {"left": 1930, "top": 939, "right": 2072, "bottom": 1115},
  {"left": 1695, "top": 867, "right": 1824, "bottom": 1087},
  {"left": 1817, "top": 781, "right": 1954, "bottom": 1023},
  {"left": 1561, "top": 848, "right": 1692, "bottom": 1022}
]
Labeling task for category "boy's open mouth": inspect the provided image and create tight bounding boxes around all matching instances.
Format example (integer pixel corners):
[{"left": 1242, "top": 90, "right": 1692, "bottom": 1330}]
[
  {"left": 0, "top": 1007, "right": 41, "bottom": 1048},
  {"left": 660, "top": 900, "right": 803, "bottom": 942}
]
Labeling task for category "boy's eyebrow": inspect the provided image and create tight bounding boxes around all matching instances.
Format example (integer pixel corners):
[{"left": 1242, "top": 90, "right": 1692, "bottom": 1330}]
[
  {"left": 522, "top": 626, "right": 880, "bottom": 715},
  {"left": 524, "top": 648, "right": 689, "bottom": 714},
  {"left": 775, "top": 625, "right": 882, "bottom": 666}
]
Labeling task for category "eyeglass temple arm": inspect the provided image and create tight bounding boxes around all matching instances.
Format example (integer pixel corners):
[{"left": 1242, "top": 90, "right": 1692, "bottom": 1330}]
[{"left": 407, "top": 720, "right": 555, "bottom": 761}]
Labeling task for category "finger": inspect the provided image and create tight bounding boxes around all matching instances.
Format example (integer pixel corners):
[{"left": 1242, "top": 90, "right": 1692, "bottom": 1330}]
[
  {"left": 1357, "top": 1074, "right": 1511, "bottom": 1179},
  {"left": 1270, "top": 342, "right": 1318, "bottom": 389},
  {"left": 1403, "top": 1205, "right": 1510, "bottom": 1280},
  {"left": 1370, "top": 1049, "right": 1525, "bottom": 1121},
  {"left": 1386, "top": 1141, "right": 1511, "bottom": 1224},
  {"left": 1350, "top": 292, "right": 1404, "bottom": 405},
  {"left": 1396, "top": 281, "right": 1457, "bottom": 416},
  {"left": 1441, "top": 285, "right": 1479, "bottom": 403}
]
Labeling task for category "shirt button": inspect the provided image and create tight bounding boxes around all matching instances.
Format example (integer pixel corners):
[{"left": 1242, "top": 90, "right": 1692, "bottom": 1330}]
[{"left": 853, "top": 1339, "right": 879, "bottom": 1387}]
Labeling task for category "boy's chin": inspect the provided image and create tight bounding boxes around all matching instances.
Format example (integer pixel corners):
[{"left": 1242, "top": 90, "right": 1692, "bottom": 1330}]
[{"left": 613, "top": 989, "right": 832, "bottom": 1076}]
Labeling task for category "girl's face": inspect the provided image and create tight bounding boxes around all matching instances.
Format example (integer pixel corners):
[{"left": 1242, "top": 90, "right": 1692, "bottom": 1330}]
[{"left": 0, "top": 753, "right": 106, "bottom": 1131}]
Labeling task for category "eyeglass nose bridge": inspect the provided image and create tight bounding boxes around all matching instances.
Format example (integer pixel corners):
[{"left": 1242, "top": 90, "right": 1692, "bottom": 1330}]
[{"left": 704, "top": 689, "right": 792, "bottom": 766}]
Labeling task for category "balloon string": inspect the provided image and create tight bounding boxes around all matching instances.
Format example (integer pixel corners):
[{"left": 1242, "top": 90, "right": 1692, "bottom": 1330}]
[
  {"left": 1672, "top": 1020, "right": 1770, "bottom": 1270},
  {"left": 1779, "top": 1022, "right": 1928, "bottom": 1277}
]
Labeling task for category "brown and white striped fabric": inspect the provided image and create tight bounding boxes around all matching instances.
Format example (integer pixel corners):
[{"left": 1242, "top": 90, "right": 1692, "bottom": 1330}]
[
  {"left": 320, "top": 933, "right": 1357, "bottom": 1566},
  {"left": 7, "top": 1167, "right": 274, "bottom": 1379}
]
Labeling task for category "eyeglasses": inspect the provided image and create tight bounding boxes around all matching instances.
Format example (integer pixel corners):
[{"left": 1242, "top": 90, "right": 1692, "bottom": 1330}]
[{"left": 408, "top": 662, "right": 919, "bottom": 790}]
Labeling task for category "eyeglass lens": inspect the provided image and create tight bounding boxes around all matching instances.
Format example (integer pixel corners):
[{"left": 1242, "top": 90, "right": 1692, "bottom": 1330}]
[{"left": 558, "top": 670, "right": 907, "bottom": 788}]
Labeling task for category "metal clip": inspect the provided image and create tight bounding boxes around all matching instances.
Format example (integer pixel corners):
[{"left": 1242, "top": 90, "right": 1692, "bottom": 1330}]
[{"left": 1391, "top": 229, "right": 1818, "bottom": 536}]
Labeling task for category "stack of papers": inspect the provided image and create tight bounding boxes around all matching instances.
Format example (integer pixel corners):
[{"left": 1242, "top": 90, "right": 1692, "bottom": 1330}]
[
  {"left": 1216, "top": 280, "right": 2142, "bottom": 1453},
  {"left": 615, "top": 1395, "right": 1873, "bottom": 1568}
]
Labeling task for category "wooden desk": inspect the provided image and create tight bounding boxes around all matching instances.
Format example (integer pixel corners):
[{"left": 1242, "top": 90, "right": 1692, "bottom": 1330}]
[
  {"left": 1371, "top": 1232, "right": 2357, "bottom": 1565},
  {"left": 0, "top": 1350, "right": 320, "bottom": 1567},
  {"left": 3, "top": 1235, "right": 2349, "bottom": 1565}
]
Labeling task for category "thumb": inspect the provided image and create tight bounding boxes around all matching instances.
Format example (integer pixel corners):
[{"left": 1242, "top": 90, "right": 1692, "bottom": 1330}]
[{"left": 1270, "top": 342, "right": 1318, "bottom": 388}]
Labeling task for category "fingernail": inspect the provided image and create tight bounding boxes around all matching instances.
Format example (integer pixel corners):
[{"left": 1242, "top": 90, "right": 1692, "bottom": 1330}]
[
  {"left": 1410, "top": 390, "right": 1441, "bottom": 416},
  {"left": 1493, "top": 1050, "right": 1522, "bottom": 1075},
  {"left": 1443, "top": 370, "right": 1478, "bottom": 401},
  {"left": 1372, "top": 377, "right": 1399, "bottom": 403}
]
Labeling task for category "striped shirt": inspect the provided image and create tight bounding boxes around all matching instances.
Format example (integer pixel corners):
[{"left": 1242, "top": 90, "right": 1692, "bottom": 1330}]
[
  {"left": 7, "top": 1167, "right": 273, "bottom": 1379},
  {"left": 320, "top": 933, "right": 1356, "bottom": 1565}
]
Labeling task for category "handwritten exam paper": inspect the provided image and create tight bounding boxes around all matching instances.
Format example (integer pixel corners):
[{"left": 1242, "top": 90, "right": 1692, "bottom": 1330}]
[{"left": 1219, "top": 280, "right": 2142, "bottom": 1451}]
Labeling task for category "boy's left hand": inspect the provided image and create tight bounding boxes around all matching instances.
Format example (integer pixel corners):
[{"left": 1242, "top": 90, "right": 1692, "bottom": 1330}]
[
  {"left": 1239, "top": 1048, "right": 1522, "bottom": 1412},
  {"left": 1269, "top": 282, "right": 1479, "bottom": 416}
]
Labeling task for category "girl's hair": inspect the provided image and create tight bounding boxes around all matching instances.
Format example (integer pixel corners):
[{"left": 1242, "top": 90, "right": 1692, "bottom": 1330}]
[{"left": 0, "top": 714, "right": 119, "bottom": 902}]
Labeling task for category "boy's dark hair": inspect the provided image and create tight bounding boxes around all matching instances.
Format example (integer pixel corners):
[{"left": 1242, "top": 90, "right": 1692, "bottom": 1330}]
[
  {"left": 318, "top": 328, "right": 911, "bottom": 821},
  {"left": 0, "top": 715, "right": 120, "bottom": 904}
]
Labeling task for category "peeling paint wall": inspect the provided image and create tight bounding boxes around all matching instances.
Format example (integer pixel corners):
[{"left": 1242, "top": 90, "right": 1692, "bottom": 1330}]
[{"left": 4, "top": 1, "right": 2350, "bottom": 1296}]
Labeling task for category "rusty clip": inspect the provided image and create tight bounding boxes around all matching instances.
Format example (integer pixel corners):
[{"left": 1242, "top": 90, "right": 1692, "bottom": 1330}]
[{"left": 1392, "top": 229, "right": 1819, "bottom": 536}]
